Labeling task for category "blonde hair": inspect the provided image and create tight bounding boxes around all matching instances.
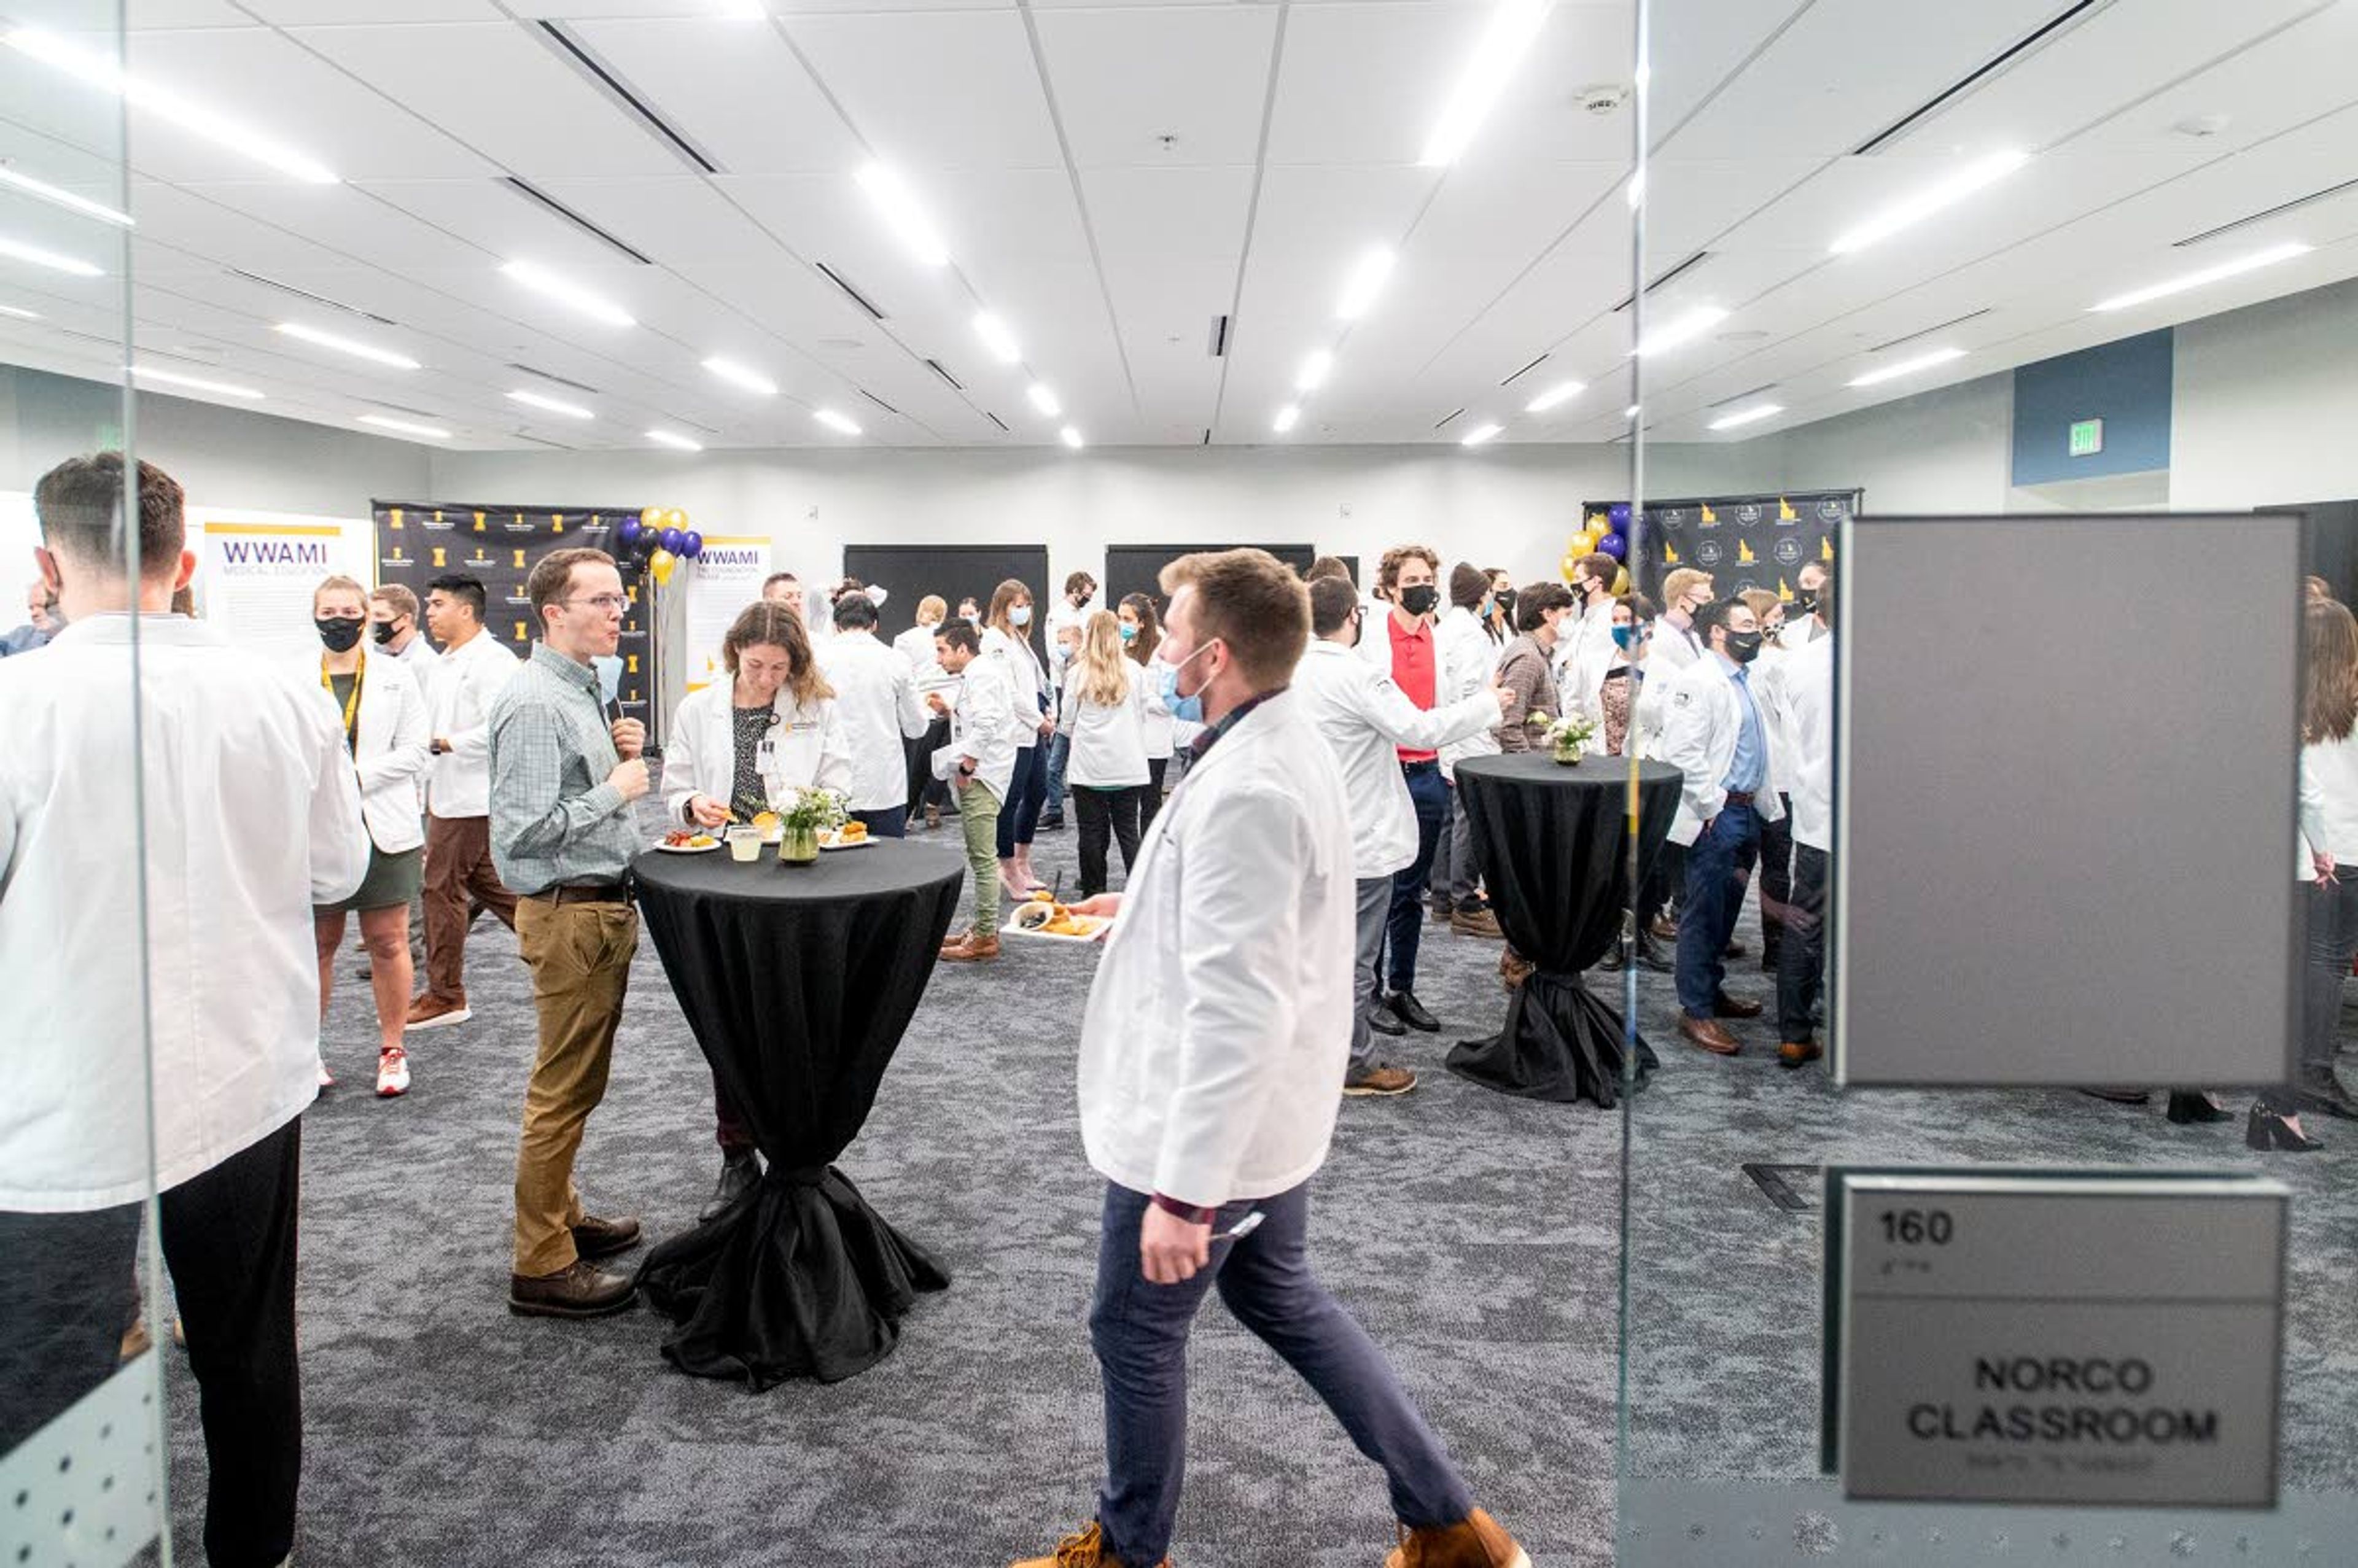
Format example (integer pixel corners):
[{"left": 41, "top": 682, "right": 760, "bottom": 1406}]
[
  {"left": 916, "top": 593, "right": 947, "bottom": 624},
  {"left": 313, "top": 573, "right": 367, "bottom": 612},
  {"left": 722, "top": 600, "right": 835, "bottom": 706},
  {"left": 1070, "top": 610, "right": 1132, "bottom": 708},
  {"left": 1662, "top": 567, "right": 1712, "bottom": 607},
  {"left": 1737, "top": 588, "right": 1781, "bottom": 624}
]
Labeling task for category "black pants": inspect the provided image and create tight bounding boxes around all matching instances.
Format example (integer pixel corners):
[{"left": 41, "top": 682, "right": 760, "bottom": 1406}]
[
  {"left": 0, "top": 1118, "right": 303, "bottom": 1568},
  {"left": 1757, "top": 793, "right": 1794, "bottom": 959},
  {"left": 1639, "top": 844, "right": 1681, "bottom": 929},
  {"left": 906, "top": 717, "right": 952, "bottom": 818},
  {"left": 1073, "top": 784, "right": 1143, "bottom": 898},
  {"left": 1138, "top": 758, "right": 1168, "bottom": 834},
  {"left": 2261, "top": 866, "right": 2358, "bottom": 1114},
  {"left": 1776, "top": 844, "right": 1831, "bottom": 1044}
]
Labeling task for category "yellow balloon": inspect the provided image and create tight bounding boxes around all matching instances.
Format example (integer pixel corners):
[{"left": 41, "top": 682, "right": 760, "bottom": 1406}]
[
  {"left": 1570, "top": 530, "right": 1598, "bottom": 556},
  {"left": 665, "top": 508, "right": 688, "bottom": 530},
  {"left": 649, "top": 548, "right": 676, "bottom": 586},
  {"left": 639, "top": 506, "right": 662, "bottom": 529},
  {"left": 1613, "top": 565, "right": 1630, "bottom": 595},
  {"left": 1561, "top": 554, "right": 1581, "bottom": 583}
]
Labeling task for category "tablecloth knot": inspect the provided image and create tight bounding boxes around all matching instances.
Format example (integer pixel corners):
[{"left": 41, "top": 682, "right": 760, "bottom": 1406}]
[{"left": 764, "top": 1163, "right": 831, "bottom": 1189}]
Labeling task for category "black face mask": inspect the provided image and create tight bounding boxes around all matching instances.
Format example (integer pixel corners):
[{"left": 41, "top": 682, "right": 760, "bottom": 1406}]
[
  {"left": 1399, "top": 584, "right": 1440, "bottom": 617},
  {"left": 1495, "top": 591, "right": 1517, "bottom": 622},
  {"left": 1725, "top": 629, "right": 1764, "bottom": 665},
  {"left": 317, "top": 616, "right": 365, "bottom": 653},
  {"left": 1348, "top": 611, "right": 1364, "bottom": 648},
  {"left": 371, "top": 619, "right": 399, "bottom": 645},
  {"left": 1790, "top": 590, "right": 1817, "bottom": 618}
]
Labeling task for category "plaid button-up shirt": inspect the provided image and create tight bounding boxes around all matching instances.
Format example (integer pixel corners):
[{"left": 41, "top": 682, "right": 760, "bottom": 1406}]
[{"left": 488, "top": 643, "right": 641, "bottom": 895}]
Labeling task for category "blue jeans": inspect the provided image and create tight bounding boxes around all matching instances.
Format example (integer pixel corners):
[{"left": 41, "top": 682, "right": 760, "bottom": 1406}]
[
  {"left": 1380, "top": 761, "right": 1448, "bottom": 994},
  {"left": 1089, "top": 1182, "right": 1473, "bottom": 1566},
  {"left": 998, "top": 740, "right": 1048, "bottom": 858},
  {"left": 1043, "top": 729, "right": 1072, "bottom": 818},
  {"left": 1676, "top": 802, "right": 1762, "bottom": 1019},
  {"left": 853, "top": 805, "right": 907, "bottom": 839}
]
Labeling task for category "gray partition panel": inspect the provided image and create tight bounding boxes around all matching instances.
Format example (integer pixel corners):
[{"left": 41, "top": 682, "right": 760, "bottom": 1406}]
[{"left": 1833, "top": 513, "right": 2302, "bottom": 1087}]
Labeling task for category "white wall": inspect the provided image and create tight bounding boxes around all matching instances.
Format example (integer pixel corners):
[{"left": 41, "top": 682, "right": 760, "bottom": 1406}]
[{"left": 2171, "top": 273, "right": 2358, "bottom": 510}]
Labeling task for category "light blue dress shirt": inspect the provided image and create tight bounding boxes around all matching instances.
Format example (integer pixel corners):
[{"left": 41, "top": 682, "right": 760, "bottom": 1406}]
[{"left": 1719, "top": 654, "right": 1768, "bottom": 795}]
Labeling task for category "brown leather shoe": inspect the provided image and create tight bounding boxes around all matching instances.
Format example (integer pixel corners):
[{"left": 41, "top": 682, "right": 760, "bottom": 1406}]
[
  {"left": 1344, "top": 1063, "right": 1418, "bottom": 1097},
  {"left": 1449, "top": 907, "right": 1505, "bottom": 940},
  {"left": 1713, "top": 992, "right": 1764, "bottom": 1019},
  {"left": 940, "top": 933, "right": 1002, "bottom": 963},
  {"left": 1779, "top": 1040, "right": 1823, "bottom": 1069},
  {"left": 1679, "top": 1015, "right": 1743, "bottom": 1055},
  {"left": 1383, "top": 1507, "right": 1530, "bottom": 1568},
  {"left": 508, "top": 1259, "right": 636, "bottom": 1319},
  {"left": 570, "top": 1213, "right": 642, "bottom": 1260},
  {"left": 1649, "top": 916, "right": 1678, "bottom": 941},
  {"left": 1011, "top": 1521, "right": 1169, "bottom": 1568}
]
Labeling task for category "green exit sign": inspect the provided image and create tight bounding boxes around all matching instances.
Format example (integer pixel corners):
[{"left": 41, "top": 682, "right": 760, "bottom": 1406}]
[{"left": 2068, "top": 417, "right": 2105, "bottom": 458}]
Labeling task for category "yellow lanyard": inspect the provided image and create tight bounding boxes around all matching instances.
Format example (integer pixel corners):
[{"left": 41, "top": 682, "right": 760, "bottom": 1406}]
[{"left": 321, "top": 649, "right": 366, "bottom": 752}]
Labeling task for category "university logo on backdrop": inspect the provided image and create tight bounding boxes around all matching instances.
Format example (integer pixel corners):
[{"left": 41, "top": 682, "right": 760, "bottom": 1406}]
[
  {"left": 1736, "top": 503, "right": 1763, "bottom": 526},
  {"left": 1773, "top": 535, "right": 1806, "bottom": 567},
  {"left": 1694, "top": 538, "right": 1725, "bottom": 569}
]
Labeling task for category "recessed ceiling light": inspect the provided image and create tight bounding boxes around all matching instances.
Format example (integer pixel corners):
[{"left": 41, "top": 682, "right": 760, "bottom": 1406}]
[
  {"left": 1418, "top": 0, "right": 1550, "bottom": 167},
  {"left": 0, "top": 303, "right": 40, "bottom": 320},
  {"left": 507, "top": 389, "right": 594, "bottom": 419},
  {"left": 359, "top": 414, "right": 449, "bottom": 440},
  {"left": 0, "top": 232, "right": 102, "bottom": 278},
  {"left": 1295, "top": 349, "right": 1334, "bottom": 393},
  {"left": 1273, "top": 404, "right": 1301, "bottom": 433},
  {"left": 1460, "top": 422, "right": 1504, "bottom": 447},
  {"left": 274, "top": 322, "right": 419, "bottom": 370},
  {"left": 855, "top": 163, "right": 952, "bottom": 270},
  {"left": 1708, "top": 403, "right": 1783, "bottom": 431},
  {"left": 1631, "top": 305, "right": 1729, "bottom": 357},
  {"left": 1624, "top": 403, "right": 1641, "bottom": 418},
  {"left": 499, "top": 260, "right": 634, "bottom": 328},
  {"left": 1026, "top": 382, "right": 1062, "bottom": 418},
  {"left": 1334, "top": 246, "right": 1396, "bottom": 320},
  {"left": 1523, "top": 379, "right": 1585, "bottom": 414},
  {"left": 2090, "top": 241, "right": 2311, "bottom": 313},
  {"left": 1059, "top": 425, "right": 1084, "bottom": 449},
  {"left": 702, "top": 355, "right": 778, "bottom": 396},
  {"left": 134, "top": 365, "right": 261, "bottom": 399},
  {"left": 0, "top": 165, "right": 133, "bottom": 227},
  {"left": 1827, "top": 150, "right": 2029, "bottom": 256},
  {"left": 1848, "top": 346, "right": 1966, "bottom": 387},
  {"left": 647, "top": 429, "right": 704, "bottom": 452},
  {"left": 973, "top": 311, "right": 1022, "bottom": 365},
  {"left": 6, "top": 28, "right": 338, "bottom": 185},
  {"left": 814, "top": 408, "right": 862, "bottom": 437}
]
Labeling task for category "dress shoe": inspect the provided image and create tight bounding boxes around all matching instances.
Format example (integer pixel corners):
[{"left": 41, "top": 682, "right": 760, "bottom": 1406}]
[
  {"left": 1386, "top": 991, "right": 1441, "bottom": 1033},
  {"left": 702, "top": 1149, "right": 760, "bottom": 1222},
  {"left": 1383, "top": 1507, "right": 1530, "bottom": 1568},
  {"left": 2079, "top": 1087, "right": 2151, "bottom": 1106},
  {"left": 1778, "top": 1040, "right": 1822, "bottom": 1070},
  {"left": 2296, "top": 1073, "right": 2358, "bottom": 1120},
  {"left": 1344, "top": 1063, "right": 1418, "bottom": 1097},
  {"left": 2246, "top": 1104, "right": 2322, "bottom": 1152},
  {"left": 570, "top": 1213, "right": 642, "bottom": 1261},
  {"left": 1369, "top": 1003, "right": 1406, "bottom": 1036},
  {"left": 1636, "top": 937, "right": 1675, "bottom": 975},
  {"left": 1648, "top": 917, "right": 1678, "bottom": 941},
  {"left": 1713, "top": 992, "right": 1764, "bottom": 1020},
  {"left": 940, "top": 932, "right": 1003, "bottom": 963},
  {"left": 2166, "top": 1092, "right": 2233, "bottom": 1125},
  {"left": 1429, "top": 895, "right": 1452, "bottom": 926},
  {"left": 1449, "top": 906, "right": 1505, "bottom": 940},
  {"left": 508, "top": 1259, "right": 637, "bottom": 1319},
  {"left": 1678, "top": 1015, "right": 1743, "bottom": 1055},
  {"left": 1597, "top": 945, "right": 1627, "bottom": 973},
  {"left": 1011, "top": 1521, "right": 1167, "bottom": 1568},
  {"left": 1723, "top": 939, "right": 1749, "bottom": 960}
]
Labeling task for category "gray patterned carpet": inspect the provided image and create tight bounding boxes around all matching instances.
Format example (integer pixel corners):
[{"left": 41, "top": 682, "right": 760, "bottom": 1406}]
[{"left": 156, "top": 788, "right": 2357, "bottom": 1566}]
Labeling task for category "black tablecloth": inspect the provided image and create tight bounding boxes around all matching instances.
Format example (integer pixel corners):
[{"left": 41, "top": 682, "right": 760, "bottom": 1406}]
[
  {"left": 1444, "top": 755, "right": 1683, "bottom": 1107},
  {"left": 631, "top": 840, "right": 964, "bottom": 1386}
]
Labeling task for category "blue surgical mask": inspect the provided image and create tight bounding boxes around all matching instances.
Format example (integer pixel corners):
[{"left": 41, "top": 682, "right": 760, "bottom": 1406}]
[
  {"left": 1611, "top": 623, "right": 1640, "bottom": 652},
  {"left": 1010, "top": 604, "right": 1032, "bottom": 627},
  {"left": 1153, "top": 640, "right": 1215, "bottom": 724},
  {"left": 593, "top": 654, "right": 625, "bottom": 705},
  {"left": 1119, "top": 623, "right": 1137, "bottom": 643}
]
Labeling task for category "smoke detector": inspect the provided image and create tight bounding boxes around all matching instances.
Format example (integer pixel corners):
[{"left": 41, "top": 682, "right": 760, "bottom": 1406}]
[
  {"left": 2173, "top": 113, "right": 2231, "bottom": 139},
  {"left": 1579, "top": 84, "right": 1631, "bottom": 115}
]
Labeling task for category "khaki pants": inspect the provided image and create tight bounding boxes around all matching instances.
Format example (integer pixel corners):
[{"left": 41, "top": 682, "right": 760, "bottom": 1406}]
[
  {"left": 512, "top": 896, "right": 638, "bottom": 1276},
  {"left": 959, "top": 779, "right": 1003, "bottom": 936},
  {"left": 422, "top": 813, "right": 519, "bottom": 1001}
]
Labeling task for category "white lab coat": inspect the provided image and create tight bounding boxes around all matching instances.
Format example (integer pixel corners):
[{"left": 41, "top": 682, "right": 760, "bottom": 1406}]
[
  {"left": 892, "top": 621, "right": 941, "bottom": 677},
  {"left": 423, "top": 629, "right": 519, "bottom": 820},
  {"left": 311, "top": 651, "right": 432, "bottom": 853},
  {"left": 1076, "top": 689, "right": 1356, "bottom": 1208},
  {"left": 0, "top": 615, "right": 367, "bottom": 1210},
  {"left": 1434, "top": 607, "right": 1504, "bottom": 779},
  {"left": 1057, "top": 661, "right": 1152, "bottom": 788},
  {"left": 1654, "top": 653, "right": 1786, "bottom": 847},
  {"left": 1748, "top": 638, "right": 1799, "bottom": 798},
  {"left": 665, "top": 680, "right": 854, "bottom": 823},
  {"left": 1551, "top": 597, "right": 1619, "bottom": 709},
  {"left": 1132, "top": 653, "right": 1177, "bottom": 760},
  {"left": 982, "top": 625, "right": 1048, "bottom": 745},
  {"left": 1782, "top": 635, "right": 1835, "bottom": 853},
  {"left": 941, "top": 648, "right": 1022, "bottom": 801},
  {"left": 1293, "top": 640, "right": 1500, "bottom": 880},
  {"left": 2298, "top": 728, "right": 2358, "bottom": 877},
  {"left": 817, "top": 630, "right": 930, "bottom": 809}
]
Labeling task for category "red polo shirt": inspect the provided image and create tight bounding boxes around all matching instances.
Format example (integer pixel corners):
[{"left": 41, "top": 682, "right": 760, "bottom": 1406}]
[{"left": 1389, "top": 611, "right": 1438, "bottom": 763}]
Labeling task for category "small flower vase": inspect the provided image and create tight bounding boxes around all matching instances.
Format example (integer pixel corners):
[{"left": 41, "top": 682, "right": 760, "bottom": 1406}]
[
  {"left": 1552, "top": 737, "right": 1584, "bottom": 767},
  {"left": 777, "top": 823, "right": 820, "bottom": 864}
]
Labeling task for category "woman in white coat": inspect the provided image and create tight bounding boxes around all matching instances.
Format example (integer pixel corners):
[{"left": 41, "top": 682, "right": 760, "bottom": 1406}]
[
  {"left": 309, "top": 576, "right": 431, "bottom": 1098},
  {"left": 666, "top": 600, "right": 855, "bottom": 1217},
  {"left": 1058, "top": 611, "right": 1153, "bottom": 898},
  {"left": 1119, "top": 593, "right": 1176, "bottom": 832},
  {"left": 982, "top": 578, "right": 1053, "bottom": 898}
]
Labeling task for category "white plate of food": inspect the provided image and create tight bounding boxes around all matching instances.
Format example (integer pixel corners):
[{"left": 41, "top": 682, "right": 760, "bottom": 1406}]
[
  {"left": 817, "top": 826, "right": 876, "bottom": 851},
  {"left": 655, "top": 830, "right": 722, "bottom": 853},
  {"left": 1003, "top": 896, "right": 1111, "bottom": 942}
]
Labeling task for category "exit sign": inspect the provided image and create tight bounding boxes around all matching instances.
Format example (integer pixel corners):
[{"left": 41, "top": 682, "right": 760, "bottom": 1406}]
[{"left": 2068, "top": 418, "right": 2105, "bottom": 458}]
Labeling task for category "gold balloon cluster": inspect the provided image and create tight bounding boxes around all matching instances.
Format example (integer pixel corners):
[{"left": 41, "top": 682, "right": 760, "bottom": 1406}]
[
  {"left": 1560, "top": 514, "right": 1631, "bottom": 595},
  {"left": 636, "top": 505, "right": 692, "bottom": 586}
]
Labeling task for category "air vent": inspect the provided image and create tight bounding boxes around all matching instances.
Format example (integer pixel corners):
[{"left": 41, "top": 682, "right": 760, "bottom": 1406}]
[
  {"left": 814, "top": 262, "right": 886, "bottom": 323},
  {"left": 858, "top": 388, "right": 900, "bottom": 416},
  {"left": 1853, "top": 1, "right": 2103, "bottom": 154},
  {"left": 505, "top": 362, "right": 601, "bottom": 396},
  {"left": 227, "top": 268, "right": 399, "bottom": 326},
  {"left": 365, "top": 398, "right": 449, "bottom": 420},
  {"left": 534, "top": 22, "right": 722, "bottom": 176},
  {"left": 1613, "top": 252, "right": 1711, "bottom": 312},
  {"left": 1208, "top": 313, "right": 1231, "bottom": 358},
  {"left": 1500, "top": 352, "right": 1549, "bottom": 386},
  {"left": 2176, "top": 177, "right": 2358, "bottom": 249},
  {"left": 924, "top": 357, "right": 963, "bottom": 392},
  {"left": 1710, "top": 382, "right": 1779, "bottom": 408},
  {"left": 984, "top": 411, "right": 1010, "bottom": 433},
  {"left": 1866, "top": 308, "right": 1993, "bottom": 355},
  {"left": 1433, "top": 407, "right": 1465, "bottom": 430},
  {"left": 509, "top": 431, "right": 575, "bottom": 451},
  {"left": 502, "top": 177, "right": 653, "bottom": 266}
]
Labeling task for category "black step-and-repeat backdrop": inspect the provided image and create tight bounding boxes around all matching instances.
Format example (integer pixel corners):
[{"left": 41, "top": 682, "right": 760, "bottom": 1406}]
[
  {"left": 373, "top": 501, "right": 657, "bottom": 734},
  {"left": 1590, "top": 490, "right": 1859, "bottom": 607}
]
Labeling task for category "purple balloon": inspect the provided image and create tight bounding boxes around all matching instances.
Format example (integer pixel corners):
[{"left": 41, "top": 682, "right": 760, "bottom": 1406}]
[
  {"left": 658, "top": 526, "right": 684, "bottom": 554},
  {"left": 680, "top": 531, "right": 704, "bottom": 559},
  {"left": 1597, "top": 532, "right": 1628, "bottom": 561},
  {"left": 617, "top": 516, "right": 643, "bottom": 547},
  {"left": 1608, "top": 502, "right": 1632, "bottom": 529}
]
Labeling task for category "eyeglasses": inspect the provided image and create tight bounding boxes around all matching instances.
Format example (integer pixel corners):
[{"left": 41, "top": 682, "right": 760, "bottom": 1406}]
[{"left": 563, "top": 594, "right": 628, "bottom": 613}]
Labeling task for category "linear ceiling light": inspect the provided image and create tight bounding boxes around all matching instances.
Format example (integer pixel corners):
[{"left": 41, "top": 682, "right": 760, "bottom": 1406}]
[
  {"left": 1295, "top": 349, "right": 1334, "bottom": 393},
  {"left": 0, "top": 232, "right": 101, "bottom": 277},
  {"left": 647, "top": 429, "right": 704, "bottom": 451},
  {"left": 1523, "top": 378, "right": 1585, "bottom": 413},
  {"left": 0, "top": 303, "right": 41, "bottom": 319},
  {"left": 1059, "top": 425, "right": 1084, "bottom": 449},
  {"left": 1708, "top": 403, "right": 1783, "bottom": 431},
  {"left": 814, "top": 408, "right": 862, "bottom": 436},
  {"left": 134, "top": 365, "right": 262, "bottom": 399},
  {"left": 973, "top": 311, "right": 1022, "bottom": 365},
  {"left": 1828, "top": 149, "right": 2029, "bottom": 256},
  {"left": 1418, "top": 0, "right": 1551, "bottom": 168},
  {"left": 1026, "top": 382, "right": 1062, "bottom": 418},
  {"left": 499, "top": 260, "right": 634, "bottom": 327},
  {"left": 1848, "top": 346, "right": 1966, "bottom": 387},
  {"left": 274, "top": 322, "right": 419, "bottom": 370},
  {"left": 1460, "top": 422, "right": 1504, "bottom": 446},
  {"left": 0, "top": 165, "right": 133, "bottom": 227},
  {"left": 702, "top": 355, "right": 777, "bottom": 395},
  {"left": 1273, "top": 404, "right": 1301, "bottom": 433},
  {"left": 2090, "top": 241, "right": 2311, "bottom": 313},
  {"left": 855, "top": 162, "right": 951, "bottom": 269},
  {"left": 507, "top": 389, "right": 593, "bottom": 419},
  {"left": 1334, "top": 246, "right": 1396, "bottom": 320},
  {"left": 1630, "top": 305, "right": 1728, "bottom": 356},
  {"left": 5, "top": 28, "right": 338, "bottom": 185},
  {"left": 359, "top": 414, "right": 449, "bottom": 440}
]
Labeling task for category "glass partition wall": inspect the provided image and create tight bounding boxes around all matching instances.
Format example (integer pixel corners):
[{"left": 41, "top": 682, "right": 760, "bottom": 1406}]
[{"left": 1617, "top": 1, "right": 2358, "bottom": 1560}]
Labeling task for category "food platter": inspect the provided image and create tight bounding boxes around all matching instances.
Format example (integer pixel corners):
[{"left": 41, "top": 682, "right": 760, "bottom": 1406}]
[
  {"left": 1003, "top": 892, "right": 1110, "bottom": 942},
  {"left": 656, "top": 831, "right": 721, "bottom": 854}
]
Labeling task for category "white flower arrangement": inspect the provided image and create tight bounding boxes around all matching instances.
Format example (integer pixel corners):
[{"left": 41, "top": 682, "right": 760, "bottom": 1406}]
[
  {"left": 1524, "top": 709, "right": 1599, "bottom": 751},
  {"left": 772, "top": 783, "right": 849, "bottom": 834}
]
